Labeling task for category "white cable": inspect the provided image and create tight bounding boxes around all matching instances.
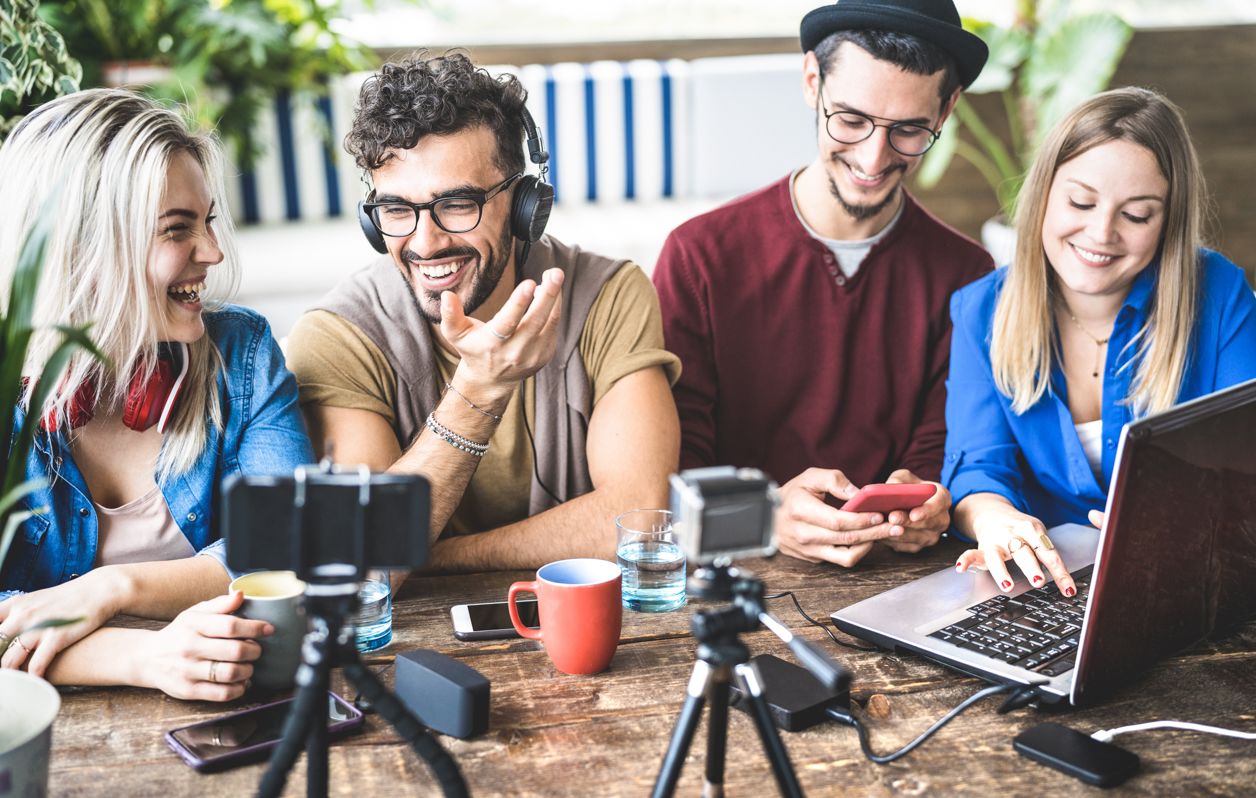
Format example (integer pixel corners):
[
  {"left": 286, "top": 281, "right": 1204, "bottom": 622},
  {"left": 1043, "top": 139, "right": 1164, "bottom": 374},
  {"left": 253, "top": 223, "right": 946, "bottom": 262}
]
[{"left": 1092, "top": 721, "right": 1256, "bottom": 744}]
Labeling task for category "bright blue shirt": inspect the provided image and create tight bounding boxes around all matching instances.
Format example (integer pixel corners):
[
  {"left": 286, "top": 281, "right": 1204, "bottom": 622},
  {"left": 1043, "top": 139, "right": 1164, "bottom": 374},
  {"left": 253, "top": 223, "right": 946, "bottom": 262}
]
[
  {"left": 943, "top": 249, "right": 1256, "bottom": 532},
  {"left": 2, "top": 306, "right": 314, "bottom": 592}
]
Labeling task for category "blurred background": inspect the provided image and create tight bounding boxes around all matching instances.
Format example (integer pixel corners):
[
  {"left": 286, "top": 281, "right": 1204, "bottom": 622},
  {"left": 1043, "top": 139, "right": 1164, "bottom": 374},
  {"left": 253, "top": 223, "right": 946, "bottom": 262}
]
[{"left": 3, "top": 0, "right": 1254, "bottom": 336}]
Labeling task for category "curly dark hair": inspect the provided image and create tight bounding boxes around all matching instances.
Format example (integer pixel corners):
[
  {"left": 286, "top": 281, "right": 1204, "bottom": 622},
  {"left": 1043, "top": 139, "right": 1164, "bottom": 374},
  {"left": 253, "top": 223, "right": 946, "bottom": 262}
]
[
  {"left": 817, "top": 30, "right": 960, "bottom": 107},
  {"left": 345, "top": 51, "right": 527, "bottom": 177}
]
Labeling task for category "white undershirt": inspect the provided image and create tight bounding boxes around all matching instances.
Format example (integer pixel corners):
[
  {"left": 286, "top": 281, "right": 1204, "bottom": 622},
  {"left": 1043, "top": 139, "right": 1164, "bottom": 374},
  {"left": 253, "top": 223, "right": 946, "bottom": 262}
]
[
  {"left": 789, "top": 168, "right": 904, "bottom": 278},
  {"left": 1074, "top": 419, "right": 1104, "bottom": 480}
]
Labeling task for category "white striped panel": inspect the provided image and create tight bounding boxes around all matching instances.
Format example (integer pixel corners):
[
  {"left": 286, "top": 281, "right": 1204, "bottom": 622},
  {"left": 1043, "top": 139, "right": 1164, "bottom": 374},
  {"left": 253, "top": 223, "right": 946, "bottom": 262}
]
[
  {"left": 548, "top": 61, "right": 590, "bottom": 205},
  {"left": 292, "top": 95, "right": 331, "bottom": 219},
  {"left": 334, "top": 72, "right": 371, "bottom": 208},
  {"left": 664, "top": 58, "right": 692, "bottom": 200},
  {"left": 589, "top": 60, "right": 627, "bottom": 203},
  {"left": 626, "top": 60, "right": 665, "bottom": 202},
  {"left": 252, "top": 102, "right": 286, "bottom": 224},
  {"left": 685, "top": 54, "right": 813, "bottom": 198}
]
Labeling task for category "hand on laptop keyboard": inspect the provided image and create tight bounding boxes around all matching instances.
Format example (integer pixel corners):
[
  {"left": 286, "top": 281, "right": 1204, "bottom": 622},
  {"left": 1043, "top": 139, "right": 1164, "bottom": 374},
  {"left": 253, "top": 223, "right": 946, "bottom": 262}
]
[{"left": 952, "top": 495, "right": 1080, "bottom": 597}]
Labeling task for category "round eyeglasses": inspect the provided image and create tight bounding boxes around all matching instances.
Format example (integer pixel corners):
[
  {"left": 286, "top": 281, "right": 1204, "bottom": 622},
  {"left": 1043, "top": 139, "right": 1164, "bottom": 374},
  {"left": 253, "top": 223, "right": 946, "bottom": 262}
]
[
  {"left": 364, "top": 172, "right": 522, "bottom": 237},
  {"left": 817, "top": 75, "right": 941, "bottom": 157}
]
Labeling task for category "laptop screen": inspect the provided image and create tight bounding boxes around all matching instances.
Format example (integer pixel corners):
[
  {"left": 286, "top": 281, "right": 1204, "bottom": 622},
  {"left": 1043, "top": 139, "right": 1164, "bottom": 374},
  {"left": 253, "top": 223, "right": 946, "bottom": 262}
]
[{"left": 1072, "top": 377, "right": 1256, "bottom": 705}]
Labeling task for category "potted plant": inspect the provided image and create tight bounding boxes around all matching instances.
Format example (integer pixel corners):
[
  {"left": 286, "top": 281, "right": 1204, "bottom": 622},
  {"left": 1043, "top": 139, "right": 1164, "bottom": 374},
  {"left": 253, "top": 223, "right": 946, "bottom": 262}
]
[
  {"left": 0, "top": 0, "right": 81, "bottom": 143},
  {"left": 915, "top": 0, "right": 1132, "bottom": 264},
  {"left": 0, "top": 214, "right": 99, "bottom": 798},
  {"left": 39, "top": 0, "right": 379, "bottom": 168}
]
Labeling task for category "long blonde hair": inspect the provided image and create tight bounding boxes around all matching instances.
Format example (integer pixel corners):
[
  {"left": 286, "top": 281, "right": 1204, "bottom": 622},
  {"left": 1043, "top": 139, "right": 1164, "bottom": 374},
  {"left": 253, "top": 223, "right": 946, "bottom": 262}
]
[
  {"left": 992, "top": 87, "right": 1204, "bottom": 416},
  {"left": 0, "top": 89, "right": 241, "bottom": 480}
]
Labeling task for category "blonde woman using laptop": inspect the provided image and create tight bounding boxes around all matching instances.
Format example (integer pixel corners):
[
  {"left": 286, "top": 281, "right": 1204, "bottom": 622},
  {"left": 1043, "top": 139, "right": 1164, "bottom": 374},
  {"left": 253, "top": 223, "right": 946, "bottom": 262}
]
[
  {"left": 945, "top": 87, "right": 1256, "bottom": 595},
  {"left": 0, "top": 90, "right": 313, "bottom": 699}
]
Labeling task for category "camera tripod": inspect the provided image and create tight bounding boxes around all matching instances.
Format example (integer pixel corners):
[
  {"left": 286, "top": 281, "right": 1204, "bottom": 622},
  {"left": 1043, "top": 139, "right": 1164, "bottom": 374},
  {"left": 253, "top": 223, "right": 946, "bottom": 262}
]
[
  {"left": 255, "top": 571, "right": 468, "bottom": 798},
  {"left": 253, "top": 464, "right": 467, "bottom": 798},
  {"left": 652, "top": 563, "right": 849, "bottom": 798}
]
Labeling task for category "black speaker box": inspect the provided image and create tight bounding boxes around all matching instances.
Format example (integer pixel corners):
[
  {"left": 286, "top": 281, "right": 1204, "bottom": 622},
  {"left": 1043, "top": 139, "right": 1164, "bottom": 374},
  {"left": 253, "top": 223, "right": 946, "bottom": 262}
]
[{"left": 394, "top": 649, "right": 491, "bottom": 739}]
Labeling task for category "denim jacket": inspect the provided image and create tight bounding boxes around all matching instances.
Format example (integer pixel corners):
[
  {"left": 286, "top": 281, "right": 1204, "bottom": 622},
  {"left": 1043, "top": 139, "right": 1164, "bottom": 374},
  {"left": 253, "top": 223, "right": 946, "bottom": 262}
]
[{"left": 2, "top": 306, "right": 314, "bottom": 592}]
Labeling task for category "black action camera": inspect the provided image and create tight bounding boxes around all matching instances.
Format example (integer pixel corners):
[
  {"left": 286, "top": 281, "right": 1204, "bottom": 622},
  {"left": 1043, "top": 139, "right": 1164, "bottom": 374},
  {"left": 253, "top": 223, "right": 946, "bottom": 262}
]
[
  {"left": 669, "top": 466, "right": 779, "bottom": 563},
  {"left": 223, "top": 465, "right": 430, "bottom": 574}
]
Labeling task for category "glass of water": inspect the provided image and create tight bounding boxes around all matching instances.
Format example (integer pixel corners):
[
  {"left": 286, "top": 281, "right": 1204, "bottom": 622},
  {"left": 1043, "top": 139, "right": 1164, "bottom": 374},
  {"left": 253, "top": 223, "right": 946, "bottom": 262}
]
[
  {"left": 616, "top": 509, "right": 686, "bottom": 612},
  {"left": 353, "top": 569, "right": 393, "bottom": 652}
]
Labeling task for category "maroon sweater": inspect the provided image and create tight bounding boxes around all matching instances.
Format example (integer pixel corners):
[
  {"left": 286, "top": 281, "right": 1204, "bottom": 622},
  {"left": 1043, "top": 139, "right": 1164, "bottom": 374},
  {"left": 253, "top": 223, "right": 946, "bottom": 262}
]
[{"left": 654, "top": 176, "right": 992, "bottom": 486}]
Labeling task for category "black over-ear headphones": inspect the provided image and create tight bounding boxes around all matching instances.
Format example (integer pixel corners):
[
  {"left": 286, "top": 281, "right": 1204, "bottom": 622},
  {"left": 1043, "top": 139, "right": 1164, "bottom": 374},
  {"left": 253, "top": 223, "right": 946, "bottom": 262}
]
[{"left": 358, "top": 106, "right": 554, "bottom": 255}]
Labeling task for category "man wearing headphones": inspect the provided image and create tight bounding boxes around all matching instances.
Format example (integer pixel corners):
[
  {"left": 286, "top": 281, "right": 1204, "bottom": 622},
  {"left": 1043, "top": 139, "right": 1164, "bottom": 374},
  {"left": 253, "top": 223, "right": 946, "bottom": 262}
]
[
  {"left": 654, "top": 0, "right": 994, "bottom": 567},
  {"left": 286, "top": 53, "right": 680, "bottom": 571}
]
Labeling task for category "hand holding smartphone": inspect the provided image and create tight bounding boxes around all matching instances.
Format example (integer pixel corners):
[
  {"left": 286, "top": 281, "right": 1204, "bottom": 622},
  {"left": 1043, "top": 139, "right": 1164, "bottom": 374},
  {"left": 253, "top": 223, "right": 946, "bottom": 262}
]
[
  {"left": 841, "top": 483, "right": 937, "bottom": 514},
  {"left": 165, "top": 691, "right": 363, "bottom": 772}
]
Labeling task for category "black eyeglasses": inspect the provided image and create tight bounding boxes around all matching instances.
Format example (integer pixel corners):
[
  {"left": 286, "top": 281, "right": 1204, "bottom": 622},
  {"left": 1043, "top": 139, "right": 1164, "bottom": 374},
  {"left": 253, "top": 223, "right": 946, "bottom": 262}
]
[
  {"left": 364, "top": 172, "right": 522, "bottom": 237},
  {"left": 816, "top": 75, "right": 940, "bottom": 157}
]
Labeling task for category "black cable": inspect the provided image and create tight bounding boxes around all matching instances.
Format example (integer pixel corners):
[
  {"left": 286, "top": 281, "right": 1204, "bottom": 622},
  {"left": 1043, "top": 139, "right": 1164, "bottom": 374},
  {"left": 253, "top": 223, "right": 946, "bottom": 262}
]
[
  {"left": 825, "top": 683, "right": 1017, "bottom": 764},
  {"left": 520, "top": 381, "right": 562, "bottom": 505},
  {"left": 764, "top": 591, "right": 878, "bottom": 652}
]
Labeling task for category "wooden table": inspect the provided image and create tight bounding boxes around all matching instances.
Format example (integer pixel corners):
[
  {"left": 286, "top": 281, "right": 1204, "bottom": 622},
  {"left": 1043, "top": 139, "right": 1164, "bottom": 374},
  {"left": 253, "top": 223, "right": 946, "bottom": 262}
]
[{"left": 48, "top": 540, "right": 1256, "bottom": 796}]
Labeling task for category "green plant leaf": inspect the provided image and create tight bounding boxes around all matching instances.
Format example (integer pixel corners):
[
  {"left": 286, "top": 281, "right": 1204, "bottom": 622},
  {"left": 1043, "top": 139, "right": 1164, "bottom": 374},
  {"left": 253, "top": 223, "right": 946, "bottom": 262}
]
[
  {"left": 0, "top": 614, "right": 82, "bottom": 659},
  {"left": 915, "top": 119, "right": 958, "bottom": 189},
  {"left": 1020, "top": 13, "right": 1132, "bottom": 148},
  {"left": 0, "top": 506, "right": 42, "bottom": 582},
  {"left": 0, "top": 480, "right": 45, "bottom": 519},
  {"left": 963, "top": 18, "right": 1031, "bottom": 95}
]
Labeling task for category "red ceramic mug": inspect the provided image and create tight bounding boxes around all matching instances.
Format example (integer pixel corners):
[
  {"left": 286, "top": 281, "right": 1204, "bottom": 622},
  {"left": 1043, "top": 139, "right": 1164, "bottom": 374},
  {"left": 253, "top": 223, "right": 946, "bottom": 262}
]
[{"left": 508, "top": 558, "right": 623, "bottom": 675}]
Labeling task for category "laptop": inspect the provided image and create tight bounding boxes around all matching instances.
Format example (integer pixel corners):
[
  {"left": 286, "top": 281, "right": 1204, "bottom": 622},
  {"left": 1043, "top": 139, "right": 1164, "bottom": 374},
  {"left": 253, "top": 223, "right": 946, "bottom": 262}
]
[{"left": 832, "top": 377, "right": 1256, "bottom": 706}]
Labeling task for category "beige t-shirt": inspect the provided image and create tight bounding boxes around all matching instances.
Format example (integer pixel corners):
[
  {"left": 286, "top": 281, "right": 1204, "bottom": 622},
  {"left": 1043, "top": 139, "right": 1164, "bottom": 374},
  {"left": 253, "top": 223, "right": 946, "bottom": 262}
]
[
  {"left": 287, "top": 262, "right": 680, "bottom": 535},
  {"left": 94, "top": 486, "right": 196, "bottom": 566}
]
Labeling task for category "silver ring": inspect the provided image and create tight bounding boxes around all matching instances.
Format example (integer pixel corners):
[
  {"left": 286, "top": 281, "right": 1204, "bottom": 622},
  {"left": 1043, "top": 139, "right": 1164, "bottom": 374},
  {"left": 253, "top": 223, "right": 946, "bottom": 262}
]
[
  {"left": 1007, "top": 538, "right": 1026, "bottom": 555},
  {"left": 208, "top": 660, "right": 220, "bottom": 684},
  {"left": 13, "top": 635, "right": 30, "bottom": 654},
  {"left": 487, "top": 326, "right": 511, "bottom": 341}
]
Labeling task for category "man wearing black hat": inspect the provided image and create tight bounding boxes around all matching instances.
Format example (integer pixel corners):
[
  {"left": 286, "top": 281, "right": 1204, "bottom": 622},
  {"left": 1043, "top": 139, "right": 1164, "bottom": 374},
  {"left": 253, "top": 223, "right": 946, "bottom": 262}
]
[{"left": 654, "top": 0, "right": 995, "bottom": 567}]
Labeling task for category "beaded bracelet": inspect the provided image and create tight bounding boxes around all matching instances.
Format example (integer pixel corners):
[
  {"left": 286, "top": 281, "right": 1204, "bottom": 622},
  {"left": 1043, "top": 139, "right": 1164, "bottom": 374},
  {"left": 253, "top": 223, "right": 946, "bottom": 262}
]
[
  {"left": 425, "top": 412, "right": 489, "bottom": 458},
  {"left": 443, "top": 381, "right": 503, "bottom": 423}
]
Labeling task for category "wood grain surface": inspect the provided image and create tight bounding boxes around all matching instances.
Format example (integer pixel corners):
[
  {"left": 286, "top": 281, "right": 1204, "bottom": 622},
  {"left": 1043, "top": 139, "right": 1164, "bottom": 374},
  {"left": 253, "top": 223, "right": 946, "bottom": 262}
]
[{"left": 47, "top": 540, "right": 1256, "bottom": 796}]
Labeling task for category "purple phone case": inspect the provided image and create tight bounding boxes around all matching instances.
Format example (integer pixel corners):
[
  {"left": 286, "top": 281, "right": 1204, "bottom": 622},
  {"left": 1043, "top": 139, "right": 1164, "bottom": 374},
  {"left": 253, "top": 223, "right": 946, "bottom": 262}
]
[{"left": 164, "top": 691, "right": 364, "bottom": 772}]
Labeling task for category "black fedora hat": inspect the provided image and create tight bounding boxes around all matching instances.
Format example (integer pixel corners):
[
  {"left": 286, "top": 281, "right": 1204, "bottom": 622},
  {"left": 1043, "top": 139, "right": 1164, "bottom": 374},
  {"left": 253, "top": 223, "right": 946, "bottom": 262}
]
[{"left": 800, "top": 0, "right": 989, "bottom": 89}]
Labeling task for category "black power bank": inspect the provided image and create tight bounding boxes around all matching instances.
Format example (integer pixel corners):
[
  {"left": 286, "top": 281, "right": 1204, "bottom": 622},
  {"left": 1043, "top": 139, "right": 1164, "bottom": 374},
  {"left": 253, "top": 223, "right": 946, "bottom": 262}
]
[
  {"left": 728, "top": 654, "right": 850, "bottom": 732},
  {"left": 1014, "top": 722, "right": 1140, "bottom": 788}
]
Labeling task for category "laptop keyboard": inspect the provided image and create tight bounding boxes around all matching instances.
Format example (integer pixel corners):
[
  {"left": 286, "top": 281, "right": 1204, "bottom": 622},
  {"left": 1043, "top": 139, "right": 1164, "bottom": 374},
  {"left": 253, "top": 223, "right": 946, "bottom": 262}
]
[{"left": 927, "top": 567, "right": 1092, "bottom": 677}]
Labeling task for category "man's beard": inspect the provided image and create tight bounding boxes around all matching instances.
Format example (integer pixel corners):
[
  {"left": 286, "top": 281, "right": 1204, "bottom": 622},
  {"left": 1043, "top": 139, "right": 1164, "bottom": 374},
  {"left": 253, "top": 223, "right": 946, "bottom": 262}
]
[
  {"left": 827, "top": 156, "right": 905, "bottom": 222},
  {"left": 402, "top": 223, "right": 515, "bottom": 324}
]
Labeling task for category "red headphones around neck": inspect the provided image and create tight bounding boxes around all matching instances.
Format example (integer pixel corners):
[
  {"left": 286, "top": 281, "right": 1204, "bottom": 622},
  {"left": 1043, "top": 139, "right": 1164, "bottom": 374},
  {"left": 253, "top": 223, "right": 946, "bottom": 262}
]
[{"left": 43, "top": 342, "right": 189, "bottom": 434}]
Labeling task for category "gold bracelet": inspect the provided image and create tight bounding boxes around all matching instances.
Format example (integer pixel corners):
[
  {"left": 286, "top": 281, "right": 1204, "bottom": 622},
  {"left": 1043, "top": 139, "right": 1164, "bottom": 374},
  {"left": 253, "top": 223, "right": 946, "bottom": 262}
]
[{"left": 443, "top": 381, "right": 503, "bottom": 423}]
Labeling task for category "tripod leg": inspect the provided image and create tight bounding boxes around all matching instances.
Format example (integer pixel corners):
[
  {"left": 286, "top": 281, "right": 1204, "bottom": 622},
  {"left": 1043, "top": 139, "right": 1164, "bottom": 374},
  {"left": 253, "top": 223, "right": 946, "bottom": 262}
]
[
  {"left": 734, "top": 662, "right": 804, "bottom": 798},
  {"left": 304, "top": 624, "right": 337, "bottom": 798},
  {"left": 257, "top": 626, "right": 332, "bottom": 798},
  {"left": 652, "top": 660, "right": 714, "bottom": 798},
  {"left": 342, "top": 657, "right": 468, "bottom": 798},
  {"left": 703, "top": 666, "right": 731, "bottom": 798}
]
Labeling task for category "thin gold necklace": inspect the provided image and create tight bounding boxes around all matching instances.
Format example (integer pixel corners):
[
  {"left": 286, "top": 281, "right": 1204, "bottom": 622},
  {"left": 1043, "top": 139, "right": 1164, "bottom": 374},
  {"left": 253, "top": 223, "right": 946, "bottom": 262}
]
[{"left": 1064, "top": 310, "right": 1110, "bottom": 379}]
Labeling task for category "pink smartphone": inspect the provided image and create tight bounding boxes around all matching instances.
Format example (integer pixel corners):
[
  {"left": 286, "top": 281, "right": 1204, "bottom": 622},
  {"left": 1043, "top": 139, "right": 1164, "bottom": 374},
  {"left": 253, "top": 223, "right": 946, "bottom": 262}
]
[{"left": 841, "top": 483, "right": 937, "bottom": 514}]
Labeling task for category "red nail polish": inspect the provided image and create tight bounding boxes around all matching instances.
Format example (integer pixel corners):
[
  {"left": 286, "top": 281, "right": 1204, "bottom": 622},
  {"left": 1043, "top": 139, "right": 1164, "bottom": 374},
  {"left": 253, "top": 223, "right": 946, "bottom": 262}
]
[
  {"left": 956, "top": 560, "right": 963, "bottom": 568},
  {"left": 1032, "top": 575, "right": 1043, "bottom": 585},
  {"left": 1065, "top": 586, "right": 1076, "bottom": 597},
  {"left": 1001, "top": 580, "right": 1012, "bottom": 590}
]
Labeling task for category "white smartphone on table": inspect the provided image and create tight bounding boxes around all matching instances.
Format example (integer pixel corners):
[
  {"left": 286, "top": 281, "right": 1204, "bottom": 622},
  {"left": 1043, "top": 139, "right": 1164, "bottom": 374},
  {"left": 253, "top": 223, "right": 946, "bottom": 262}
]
[{"left": 450, "top": 599, "right": 540, "bottom": 641}]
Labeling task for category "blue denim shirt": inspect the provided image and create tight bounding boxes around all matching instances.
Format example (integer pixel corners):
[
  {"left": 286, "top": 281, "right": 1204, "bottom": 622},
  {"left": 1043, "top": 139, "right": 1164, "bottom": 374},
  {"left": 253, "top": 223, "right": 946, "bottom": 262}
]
[
  {"left": 944, "top": 249, "right": 1256, "bottom": 533},
  {"left": 2, "top": 306, "right": 314, "bottom": 592}
]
